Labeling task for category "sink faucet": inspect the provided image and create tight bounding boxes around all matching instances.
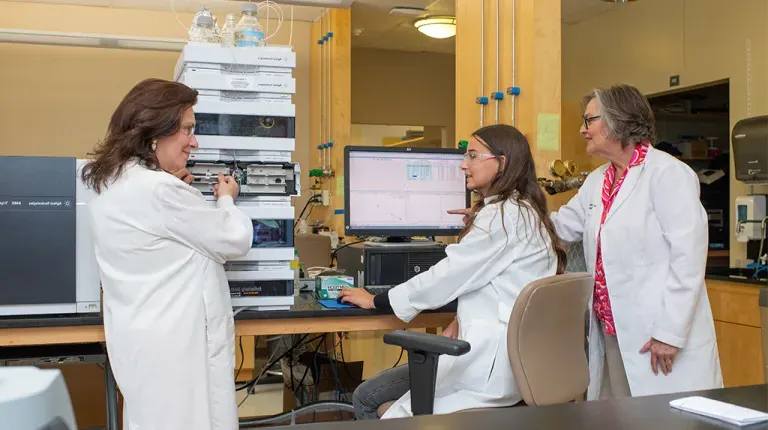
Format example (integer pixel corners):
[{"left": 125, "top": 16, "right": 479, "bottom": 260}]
[{"left": 737, "top": 216, "right": 768, "bottom": 234}]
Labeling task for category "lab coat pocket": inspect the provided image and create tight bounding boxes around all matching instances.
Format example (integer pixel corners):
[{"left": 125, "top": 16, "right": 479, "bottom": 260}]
[{"left": 451, "top": 321, "right": 503, "bottom": 393}]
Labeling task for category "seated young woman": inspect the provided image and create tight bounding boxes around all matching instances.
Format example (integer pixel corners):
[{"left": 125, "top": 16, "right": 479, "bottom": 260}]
[{"left": 338, "top": 124, "right": 567, "bottom": 419}]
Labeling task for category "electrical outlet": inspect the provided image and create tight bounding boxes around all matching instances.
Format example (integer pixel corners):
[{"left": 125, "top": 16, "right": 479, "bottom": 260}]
[
  {"left": 669, "top": 75, "right": 680, "bottom": 87},
  {"left": 311, "top": 190, "right": 331, "bottom": 207},
  {"left": 321, "top": 190, "right": 330, "bottom": 206}
]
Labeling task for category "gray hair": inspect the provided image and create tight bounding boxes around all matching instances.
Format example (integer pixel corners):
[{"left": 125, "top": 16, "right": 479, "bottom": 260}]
[{"left": 583, "top": 84, "right": 657, "bottom": 149}]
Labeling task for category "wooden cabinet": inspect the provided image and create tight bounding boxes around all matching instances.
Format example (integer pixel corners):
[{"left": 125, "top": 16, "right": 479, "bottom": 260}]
[
  {"left": 707, "top": 279, "right": 765, "bottom": 387},
  {"left": 713, "top": 320, "right": 763, "bottom": 387}
]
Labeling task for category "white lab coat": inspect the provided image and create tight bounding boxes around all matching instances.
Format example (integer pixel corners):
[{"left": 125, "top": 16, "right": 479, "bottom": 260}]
[
  {"left": 88, "top": 160, "right": 253, "bottom": 430},
  {"left": 382, "top": 197, "right": 558, "bottom": 419},
  {"left": 551, "top": 146, "right": 723, "bottom": 400}
]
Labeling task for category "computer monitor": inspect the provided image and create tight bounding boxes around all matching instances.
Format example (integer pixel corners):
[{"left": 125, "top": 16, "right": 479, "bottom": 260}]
[{"left": 344, "top": 146, "right": 470, "bottom": 239}]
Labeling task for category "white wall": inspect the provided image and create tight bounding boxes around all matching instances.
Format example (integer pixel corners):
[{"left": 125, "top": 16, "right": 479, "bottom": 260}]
[{"left": 350, "top": 124, "right": 423, "bottom": 147}]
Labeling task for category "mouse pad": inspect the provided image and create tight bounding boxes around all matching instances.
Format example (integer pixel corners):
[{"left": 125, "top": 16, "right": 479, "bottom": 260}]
[{"left": 317, "top": 299, "right": 357, "bottom": 309}]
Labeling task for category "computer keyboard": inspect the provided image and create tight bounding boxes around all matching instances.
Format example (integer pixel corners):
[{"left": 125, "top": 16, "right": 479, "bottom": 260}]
[{"left": 364, "top": 286, "right": 391, "bottom": 296}]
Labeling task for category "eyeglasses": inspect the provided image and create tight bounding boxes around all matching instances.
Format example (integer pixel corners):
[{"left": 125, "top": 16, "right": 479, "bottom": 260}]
[
  {"left": 463, "top": 152, "right": 497, "bottom": 164},
  {"left": 181, "top": 125, "right": 196, "bottom": 136},
  {"left": 583, "top": 115, "right": 601, "bottom": 130}
]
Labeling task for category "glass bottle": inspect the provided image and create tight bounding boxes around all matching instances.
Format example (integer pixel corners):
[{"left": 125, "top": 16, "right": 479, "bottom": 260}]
[
  {"left": 189, "top": 15, "right": 217, "bottom": 44},
  {"left": 220, "top": 13, "right": 237, "bottom": 47}
]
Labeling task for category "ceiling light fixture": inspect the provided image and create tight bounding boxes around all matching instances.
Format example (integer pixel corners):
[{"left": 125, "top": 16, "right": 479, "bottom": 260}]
[
  {"left": 600, "top": 0, "right": 637, "bottom": 3},
  {"left": 414, "top": 16, "right": 456, "bottom": 39}
]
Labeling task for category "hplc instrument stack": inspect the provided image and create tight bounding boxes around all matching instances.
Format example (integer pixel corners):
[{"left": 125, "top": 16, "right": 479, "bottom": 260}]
[{"left": 175, "top": 43, "right": 299, "bottom": 310}]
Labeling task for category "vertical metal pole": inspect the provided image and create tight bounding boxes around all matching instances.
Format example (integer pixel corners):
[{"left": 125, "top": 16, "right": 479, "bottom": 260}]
[
  {"left": 480, "top": 0, "right": 485, "bottom": 128},
  {"left": 328, "top": 10, "right": 333, "bottom": 173},
  {"left": 511, "top": 0, "right": 517, "bottom": 126},
  {"left": 318, "top": 13, "right": 323, "bottom": 175},
  {"left": 495, "top": 0, "right": 500, "bottom": 124}
]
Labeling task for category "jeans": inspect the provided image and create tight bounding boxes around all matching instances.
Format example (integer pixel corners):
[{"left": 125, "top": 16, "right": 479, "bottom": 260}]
[{"left": 352, "top": 365, "right": 410, "bottom": 420}]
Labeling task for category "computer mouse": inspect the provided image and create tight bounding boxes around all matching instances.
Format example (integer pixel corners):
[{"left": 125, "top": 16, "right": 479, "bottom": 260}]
[{"left": 336, "top": 296, "right": 345, "bottom": 304}]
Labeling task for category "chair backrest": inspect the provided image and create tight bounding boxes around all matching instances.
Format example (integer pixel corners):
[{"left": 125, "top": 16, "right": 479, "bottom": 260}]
[
  {"left": 294, "top": 233, "right": 332, "bottom": 268},
  {"left": 507, "top": 272, "right": 593, "bottom": 406}
]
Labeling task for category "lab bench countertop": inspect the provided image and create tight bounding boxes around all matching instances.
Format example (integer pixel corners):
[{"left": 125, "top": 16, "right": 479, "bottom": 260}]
[
  {"left": 0, "top": 293, "right": 457, "bottom": 330},
  {"left": 706, "top": 267, "right": 768, "bottom": 287}
]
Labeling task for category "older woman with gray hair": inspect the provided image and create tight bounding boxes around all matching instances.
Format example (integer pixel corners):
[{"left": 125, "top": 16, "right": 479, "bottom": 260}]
[{"left": 551, "top": 83, "right": 722, "bottom": 400}]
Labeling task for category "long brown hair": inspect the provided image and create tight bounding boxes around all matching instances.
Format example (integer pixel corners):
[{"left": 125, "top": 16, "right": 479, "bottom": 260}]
[
  {"left": 458, "top": 124, "right": 567, "bottom": 274},
  {"left": 81, "top": 78, "right": 198, "bottom": 193}
]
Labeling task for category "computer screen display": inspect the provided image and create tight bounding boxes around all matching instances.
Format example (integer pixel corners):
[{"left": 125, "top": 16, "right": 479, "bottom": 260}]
[
  {"left": 252, "top": 219, "right": 294, "bottom": 248},
  {"left": 344, "top": 146, "right": 469, "bottom": 237}
]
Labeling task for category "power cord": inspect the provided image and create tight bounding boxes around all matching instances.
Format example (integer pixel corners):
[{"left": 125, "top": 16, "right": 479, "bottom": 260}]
[
  {"left": 326, "top": 333, "right": 348, "bottom": 402},
  {"left": 330, "top": 239, "right": 369, "bottom": 267},
  {"left": 392, "top": 347, "right": 404, "bottom": 368},
  {"left": 296, "top": 196, "right": 322, "bottom": 232},
  {"left": 236, "top": 333, "right": 315, "bottom": 393},
  {"left": 337, "top": 334, "right": 360, "bottom": 383},
  {"left": 239, "top": 401, "right": 355, "bottom": 428},
  {"left": 234, "top": 336, "right": 247, "bottom": 382},
  {"left": 238, "top": 336, "right": 284, "bottom": 408},
  {"left": 293, "top": 335, "right": 326, "bottom": 401}
]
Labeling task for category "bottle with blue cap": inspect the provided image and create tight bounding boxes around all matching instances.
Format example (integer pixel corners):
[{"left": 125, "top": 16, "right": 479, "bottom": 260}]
[{"left": 235, "top": 3, "right": 265, "bottom": 47}]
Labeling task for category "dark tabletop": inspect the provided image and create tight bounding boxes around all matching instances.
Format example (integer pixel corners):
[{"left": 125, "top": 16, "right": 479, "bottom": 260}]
[
  {"left": 0, "top": 293, "right": 456, "bottom": 330},
  {"left": 706, "top": 267, "right": 768, "bottom": 287},
  {"left": 276, "top": 384, "right": 768, "bottom": 430}
]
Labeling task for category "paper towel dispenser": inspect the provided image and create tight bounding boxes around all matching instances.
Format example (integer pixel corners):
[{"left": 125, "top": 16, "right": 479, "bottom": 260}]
[{"left": 733, "top": 115, "right": 768, "bottom": 184}]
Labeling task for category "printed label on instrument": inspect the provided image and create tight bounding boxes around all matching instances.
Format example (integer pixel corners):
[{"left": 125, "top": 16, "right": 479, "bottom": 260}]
[
  {"left": 229, "top": 77, "right": 251, "bottom": 89},
  {"left": 0, "top": 197, "right": 74, "bottom": 211}
]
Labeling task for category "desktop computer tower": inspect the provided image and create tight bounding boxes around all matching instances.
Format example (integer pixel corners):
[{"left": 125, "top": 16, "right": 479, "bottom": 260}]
[{"left": 336, "top": 243, "right": 447, "bottom": 289}]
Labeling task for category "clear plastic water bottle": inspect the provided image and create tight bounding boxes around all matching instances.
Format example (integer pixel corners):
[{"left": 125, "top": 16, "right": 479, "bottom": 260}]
[
  {"left": 189, "top": 15, "right": 217, "bottom": 44},
  {"left": 220, "top": 13, "right": 238, "bottom": 47},
  {"left": 235, "top": 3, "right": 266, "bottom": 47}
]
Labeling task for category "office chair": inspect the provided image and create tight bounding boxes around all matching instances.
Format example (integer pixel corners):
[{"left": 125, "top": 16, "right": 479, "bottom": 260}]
[{"left": 380, "top": 272, "right": 594, "bottom": 416}]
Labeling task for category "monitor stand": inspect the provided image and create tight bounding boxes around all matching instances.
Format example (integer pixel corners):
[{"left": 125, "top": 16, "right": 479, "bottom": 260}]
[{"left": 364, "top": 237, "right": 443, "bottom": 248}]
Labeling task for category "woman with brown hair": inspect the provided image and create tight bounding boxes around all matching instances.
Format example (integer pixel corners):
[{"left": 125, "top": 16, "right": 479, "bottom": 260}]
[
  {"left": 339, "top": 124, "right": 567, "bottom": 419},
  {"left": 82, "top": 78, "right": 253, "bottom": 430}
]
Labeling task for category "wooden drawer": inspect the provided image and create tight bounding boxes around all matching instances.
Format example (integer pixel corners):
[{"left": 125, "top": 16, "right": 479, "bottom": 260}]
[{"left": 706, "top": 280, "right": 762, "bottom": 327}]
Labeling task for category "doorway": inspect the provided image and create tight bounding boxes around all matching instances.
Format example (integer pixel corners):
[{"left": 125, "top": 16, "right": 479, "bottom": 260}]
[{"left": 647, "top": 80, "right": 731, "bottom": 264}]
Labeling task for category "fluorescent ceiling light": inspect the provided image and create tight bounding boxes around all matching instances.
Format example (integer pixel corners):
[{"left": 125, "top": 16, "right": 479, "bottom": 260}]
[
  {"left": 259, "top": 0, "right": 354, "bottom": 6},
  {"left": 414, "top": 16, "right": 456, "bottom": 39},
  {"left": 0, "top": 28, "right": 187, "bottom": 52}
]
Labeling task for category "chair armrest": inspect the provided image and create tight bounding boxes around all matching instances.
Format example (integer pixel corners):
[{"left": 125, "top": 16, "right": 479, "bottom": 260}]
[
  {"left": 383, "top": 330, "right": 470, "bottom": 357},
  {"left": 382, "top": 330, "right": 471, "bottom": 416}
]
